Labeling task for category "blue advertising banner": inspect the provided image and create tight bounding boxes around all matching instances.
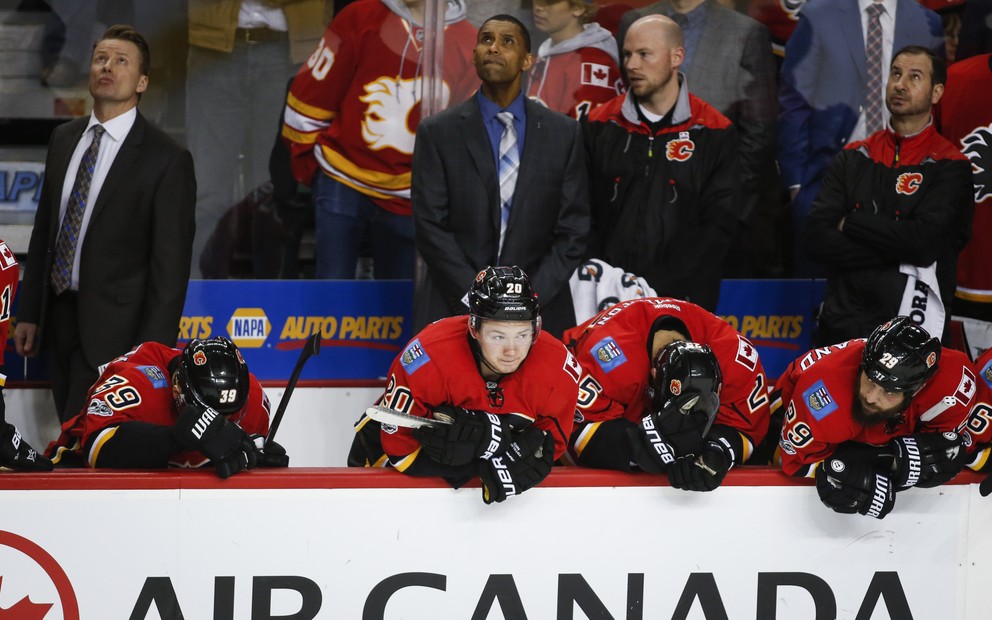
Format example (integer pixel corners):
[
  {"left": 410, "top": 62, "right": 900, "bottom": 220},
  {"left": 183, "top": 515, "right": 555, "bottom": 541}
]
[{"left": 7, "top": 279, "right": 824, "bottom": 383}]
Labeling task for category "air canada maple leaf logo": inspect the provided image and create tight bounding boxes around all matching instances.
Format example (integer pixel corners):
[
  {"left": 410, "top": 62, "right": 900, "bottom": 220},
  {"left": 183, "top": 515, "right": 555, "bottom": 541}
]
[
  {"left": 961, "top": 124, "right": 992, "bottom": 204},
  {"left": 0, "top": 577, "right": 53, "bottom": 620}
]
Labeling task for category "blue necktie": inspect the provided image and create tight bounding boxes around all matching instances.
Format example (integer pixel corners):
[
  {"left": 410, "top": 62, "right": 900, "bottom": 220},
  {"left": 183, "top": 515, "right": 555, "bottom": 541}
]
[{"left": 496, "top": 111, "right": 519, "bottom": 261}]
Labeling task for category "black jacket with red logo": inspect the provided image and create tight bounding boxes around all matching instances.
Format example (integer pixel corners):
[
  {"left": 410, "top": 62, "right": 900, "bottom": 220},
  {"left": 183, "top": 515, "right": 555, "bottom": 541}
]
[
  {"left": 804, "top": 122, "right": 973, "bottom": 342},
  {"left": 582, "top": 75, "right": 740, "bottom": 311}
]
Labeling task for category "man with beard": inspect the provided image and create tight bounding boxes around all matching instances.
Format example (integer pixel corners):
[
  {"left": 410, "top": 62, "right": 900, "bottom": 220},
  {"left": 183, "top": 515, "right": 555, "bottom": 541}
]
[
  {"left": 773, "top": 316, "right": 975, "bottom": 518},
  {"left": 803, "top": 46, "right": 973, "bottom": 346}
]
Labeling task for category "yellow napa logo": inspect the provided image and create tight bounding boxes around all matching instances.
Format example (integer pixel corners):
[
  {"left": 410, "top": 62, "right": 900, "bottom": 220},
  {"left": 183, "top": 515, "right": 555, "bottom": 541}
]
[{"left": 227, "top": 308, "right": 270, "bottom": 348}]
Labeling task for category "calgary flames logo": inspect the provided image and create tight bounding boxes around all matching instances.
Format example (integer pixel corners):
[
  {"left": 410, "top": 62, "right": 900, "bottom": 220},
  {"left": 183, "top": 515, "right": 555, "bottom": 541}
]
[
  {"left": 669, "top": 379, "right": 683, "bottom": 395},
  {"left": 895, "top": 172, "right": 923, "bottom": 195},
  {"left": 193, "top": 350, "right": 207, "bottom": 366},
  {"left": 961, "top": 124, "right": 992, "bottom": 204},
  {"left": 360, "top": 77, "right": 450, "bottom": 154},
  {"left": 665, "top": 139, "right": 694, "bottom": 162},
  {"left": 781, "top": 0, "right": 806, "bottom": 20}
]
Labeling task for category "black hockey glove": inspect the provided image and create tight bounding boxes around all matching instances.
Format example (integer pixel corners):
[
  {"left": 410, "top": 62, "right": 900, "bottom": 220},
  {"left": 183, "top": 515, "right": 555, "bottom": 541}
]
[
  {"left": 981, "top": 473, "right": 992, "bottom": 497},
  {"left": 668, "top": 436, "right": 734, "bottom": 492},
  {"left": 251, "top": 435, "right": 290, "bottom": 468},
  {"left": 479, "top": 427, "right": 555, "bottom": 504},
  {"left": 628, "top": 413, "right": 679, "bottom": 474},
  {"left": 173, "top": 406, "right": 258, "bottom": 479},
  {"left": 815, "top": 448, "right": 896, "bottom": 519},
  {"left": 887, "top": 432, "right": 966, "bottom": 489},
  {"left": 413, "top": 405, "right": 512, "bottom": 466},
  {"left": 0, "top": 422, "right": 53, "bottom": 472}
]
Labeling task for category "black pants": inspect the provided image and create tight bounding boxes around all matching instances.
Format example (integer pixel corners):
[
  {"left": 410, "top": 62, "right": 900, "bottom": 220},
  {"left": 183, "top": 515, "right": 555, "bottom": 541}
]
[{"left": 47, "top": 291, "right": 99, "bottom": 423}]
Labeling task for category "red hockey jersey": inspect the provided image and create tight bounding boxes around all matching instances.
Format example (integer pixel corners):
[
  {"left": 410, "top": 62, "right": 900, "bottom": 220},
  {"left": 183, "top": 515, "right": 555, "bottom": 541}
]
[
  {"left": 281, "top": 0, "right": 478, "bottom": 215},
  {"left": 775, "top": 339, "right": 976, "bottom": 477},
  {"left": 0, "top": 239, "right": 16, "bottom": 378},
  {"left": 49, "top": 342, "right": 270, "bottom": 468},
  {"left": 562, "top": 297, "right": 771, "bottom": 461},
  {"left": 960, "top": 346, "right": 992, "bottom": 470},
  {"left": 369, "top": 316, "right": 580, "bottom": 468}
]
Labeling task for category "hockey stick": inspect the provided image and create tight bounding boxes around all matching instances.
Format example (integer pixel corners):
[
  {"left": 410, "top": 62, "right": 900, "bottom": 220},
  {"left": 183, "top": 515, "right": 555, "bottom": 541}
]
[
  {"left": 265, "top": 332, "right": 321, "bottom": 448},
  {"left": 364, "top": 404, "right": 453, "bottom": 429}
]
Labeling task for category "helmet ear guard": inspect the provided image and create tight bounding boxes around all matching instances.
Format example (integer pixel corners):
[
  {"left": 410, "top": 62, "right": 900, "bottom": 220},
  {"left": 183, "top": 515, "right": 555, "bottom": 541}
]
[
  {"left": 174, "top": 337, "right": 250, "bottom": 417},
  {"left": 861, "top": 316, "right": 941, "bottom": 394}
]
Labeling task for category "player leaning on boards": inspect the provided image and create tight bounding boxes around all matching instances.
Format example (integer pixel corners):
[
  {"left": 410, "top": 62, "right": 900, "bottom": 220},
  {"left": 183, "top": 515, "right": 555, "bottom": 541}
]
[
  {"left": 47, "top": 337, "right": 288, "bottom": 479},
  {"left": 561, "top": 297, "right": 771, "bottom": 491},
  {"left": 774, "top": 316, "right": 975, "bottom": 519},
  {"left": 958, "top": 347, "right": 992, "bottom": 497},
  {"left": 348, "top": 266, "right": 580, "bottom": 504}
]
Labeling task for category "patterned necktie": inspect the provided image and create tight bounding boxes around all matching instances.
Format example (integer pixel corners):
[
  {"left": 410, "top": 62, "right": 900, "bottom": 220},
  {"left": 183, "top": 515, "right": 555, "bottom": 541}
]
[
  {"left": 52, "top": 124, "right": 105, "bottom": 295},
  {"left": 496, "top": 111, "right": 519, "bottom": 261},
  {"left": 865, "top": 2, "right": 886, "bottom": 134}
]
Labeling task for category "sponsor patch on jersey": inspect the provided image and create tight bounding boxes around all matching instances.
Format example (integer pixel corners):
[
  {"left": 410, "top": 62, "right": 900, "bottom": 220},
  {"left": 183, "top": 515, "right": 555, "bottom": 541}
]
[
  {"left": 86, "top": 399, "right": 113, "bottom": 417},
  {"left": 982, "top": 358, "right": 992, "bottom": 390},
  {"left": 138, "top": 365, "right": 169, "bottom": 389},
  {"left": 400, "top": 339, "right": 430, "bottom": 374},
  {"left": 954, "top": 367, "right": 977, "bottom": 405},
  {"left": 735, "top": 336, "right": 759, "bottom": 372},
  {"left": 665, "top": 137, "right": 695, "bottom": 162},
  {"left": 580, "top": 62, "right": 611, "bottom": 88},
  {"left": 895, "top": 172, "right": 923, "bottom": 195},
  {"left": 802, "top": 380, "right": 838, "bottom": 420},
  {"left": 592, "top": 337, "right": 627, "bottom": 373}
]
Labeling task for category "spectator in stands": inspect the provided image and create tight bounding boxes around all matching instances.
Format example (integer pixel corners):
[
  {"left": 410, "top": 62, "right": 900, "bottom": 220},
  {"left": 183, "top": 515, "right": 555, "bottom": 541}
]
[
  {"left": 14, "top": 25, "right": 196, "bottom": 423},
  {"left": 779, "top": 0, "right": 943, "bottom": 277},
  {"left": 584, "top": 14, "right": 740, "bottom": 311},
  {"left": 773, "top": 316, "right": 973, "bottom": 518},
  {"left": 411, "top": 13, "right": 589, "bottom": 337},
  {"left": 47, "top": 337, "right": 287, "bottom": 478},
  {"left": 804, "top": 46, "right": 972, "bottom": 346},
  {"left": 562, "top": 297, "right": 770, "bottom": 492},
  {"left": 187, "top": 0, "right": 328, "bottom": 278},
  {"left": 348, "top": 266, "right": 578, "bottom": 504},
  {"left": 527, "top": 0, "right": 622, "bottom": 119},
  {"left": 281, "top": 0, "right": 477, "bottom": 280},
  {"left": 617, "top": 0, "right": 779, "bottom": 278}
]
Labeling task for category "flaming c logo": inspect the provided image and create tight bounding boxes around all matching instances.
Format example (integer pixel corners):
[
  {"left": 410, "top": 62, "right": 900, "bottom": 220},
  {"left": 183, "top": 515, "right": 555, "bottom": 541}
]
[
  {"left": 0, "top": 530, "right": 79, "bottom": 619},
  {"left": 665, "top": 139, "right": 694, "bottom": 162},
  {"left": 895, "top": 172, "right": 923, "bottom": 195}
]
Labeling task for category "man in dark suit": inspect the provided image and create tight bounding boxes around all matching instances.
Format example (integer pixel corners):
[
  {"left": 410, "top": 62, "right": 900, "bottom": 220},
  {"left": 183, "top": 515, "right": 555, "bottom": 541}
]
[
  {"left": 14, "top": 25, "right": 196, "bottom": 423},
  {"left": 778, "top": 0, "right": 943, "bottom": 276},
  {"left": 411, "top": 14, "right": 590, "bottom": 338}
]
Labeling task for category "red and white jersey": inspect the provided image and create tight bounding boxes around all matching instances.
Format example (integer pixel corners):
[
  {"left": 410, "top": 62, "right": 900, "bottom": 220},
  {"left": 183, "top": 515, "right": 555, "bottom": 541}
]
[
  {"left": 372, "top": 316, "right": 580, "bottom": 467},
  {"left": 0, "top": 239, "right": 17, "bottom": 378},
  {"left": 936, "top": 53, "right": 992, "bottom": 303},
  {"left": 562, "top": 297, "right": 771, "bottom": 460},
  {"left": 747, "top": 0, "right": 806, "bottom": 51},
  {"left": 281, "top": 0, "right": 478, "bottom": 215},
  {"left": 526, "top": 23, "right": 623, "bottom": 119},
  {"left": 49, "top": 342, "right": 270, "bottom": 468},
  {"left": 775, "top": 339, "right": 976, "bottom": 477},
  {"left": 960, "top": 346, "right": 992, "bottom": 471}
]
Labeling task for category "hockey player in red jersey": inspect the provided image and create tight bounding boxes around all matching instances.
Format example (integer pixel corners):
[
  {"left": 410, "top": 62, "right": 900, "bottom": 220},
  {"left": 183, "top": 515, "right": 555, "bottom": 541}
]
[
  {"left": 527, "top": 0, "right": 622, "bottom": 119},
  {"left": 774, "top": 316, "right": 974, "bottom": 518},
  {"left": 0, "top": 238, "right": 52, "bottom": 471},
  {"left": 348, "top": 266, "right": 581, "bottom": 504},
  {"left": 48, "top": 337, "right": 283, "bottom": 479},
  {"left": 562, "top": 297, "right": 771, "bottom": 491},
  {"left": 959, "top": 346, "right": 992, "bottom": 495}
]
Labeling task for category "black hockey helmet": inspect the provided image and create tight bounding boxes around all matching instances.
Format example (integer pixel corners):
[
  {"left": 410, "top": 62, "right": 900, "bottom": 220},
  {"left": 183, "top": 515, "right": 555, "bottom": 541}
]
[
  {"left": 173, "top": 337, "right": 250, "bottom": 416},
  {"left": 648, "top": 341, "right": 723, "bottom": 437},
  {"left": 468, "top": 266, "right": 541, "bottom": 335},
  {"left": 861, "top": 316, "right": 941, "bottom": 393}
]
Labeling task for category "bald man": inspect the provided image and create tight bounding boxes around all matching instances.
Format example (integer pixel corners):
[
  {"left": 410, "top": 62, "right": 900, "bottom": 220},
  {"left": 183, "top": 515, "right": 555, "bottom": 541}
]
[{"left": 581, "top": 15, "right": 741, "bottom": 311}]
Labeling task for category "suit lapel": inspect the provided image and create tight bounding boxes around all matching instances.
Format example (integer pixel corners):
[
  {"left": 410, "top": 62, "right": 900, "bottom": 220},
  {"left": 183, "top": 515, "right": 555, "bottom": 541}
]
[
  {"left": 89, "top": 111, "right": 145, "bottom": 225},
  {"left": 462, "top": 98, "right": 502, "bottom": 231},
  {"left": 841, "top": 0, "right": 868, "bottom": 85},
  {"left": 690, "top": 3, "right": 724, "bottom": 78},
  {"left": 47, "top": 118, "right": 89, "bottom": 243}
]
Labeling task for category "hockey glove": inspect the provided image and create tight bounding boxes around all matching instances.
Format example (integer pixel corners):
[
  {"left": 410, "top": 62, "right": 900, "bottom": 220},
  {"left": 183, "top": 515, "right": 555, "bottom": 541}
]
[
  {"left": 628, "top": 413, "right": 680, "bottom": 474},
  {"left": 888, "top": 432, "right": 966, "bottom": 489},
  {"left": 0, "top": 422, "right": 53, "bottom": 472},
  {"left": 251, "top": 435, "right": 290, "bottom": 468},
  {"left": 981, "top": 473, "right": 992, "bottom": 497},
  {"left": 479, "top": 427, "right": 555, "bottom": 504},
  {"left": 668, "top": 436, "right": 734, "bottom": 492},
  {"left": 815, "top": 450, "right": 896, "bottom": 519},
  {"left": 413, "top": 405, "right": 512, "bottom": 466},
  {"left": 174, "top": 405, "right": 258, "bottom": 479}
]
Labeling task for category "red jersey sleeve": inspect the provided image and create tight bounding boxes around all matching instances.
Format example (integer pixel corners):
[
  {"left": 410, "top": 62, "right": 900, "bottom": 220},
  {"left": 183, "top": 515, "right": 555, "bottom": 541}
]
[{"left": 963, "top": 348, "right": 992, "bottom": 471}]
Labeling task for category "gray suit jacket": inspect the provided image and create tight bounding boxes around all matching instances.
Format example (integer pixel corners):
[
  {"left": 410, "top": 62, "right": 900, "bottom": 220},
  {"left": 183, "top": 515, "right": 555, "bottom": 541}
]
[{"left": 411, "top": 95, "right": 590, "bottom": 337}]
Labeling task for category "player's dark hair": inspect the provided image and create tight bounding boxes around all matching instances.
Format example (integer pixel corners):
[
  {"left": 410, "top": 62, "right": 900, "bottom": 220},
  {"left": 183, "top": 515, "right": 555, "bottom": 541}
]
[
  {"left": 483, "top": 14, "right": 532, "bottom": 53},
  {"left": 892, "top": 45, "right": 946, "bottom": 86},
  {"left": 97, "top": 24, "right": 151, "bottom": 77}
]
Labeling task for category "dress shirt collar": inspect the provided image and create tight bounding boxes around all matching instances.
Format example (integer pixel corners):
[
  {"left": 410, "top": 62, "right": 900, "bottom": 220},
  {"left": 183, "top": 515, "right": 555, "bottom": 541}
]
[{"left": 86, "top": 106, "right": 137, "bottom": 145}]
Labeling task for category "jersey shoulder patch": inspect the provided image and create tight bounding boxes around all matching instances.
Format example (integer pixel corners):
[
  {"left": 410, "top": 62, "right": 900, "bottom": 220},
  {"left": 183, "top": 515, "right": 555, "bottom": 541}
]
[
  {"left": 591, "top": 337, "right": 627, "bottom": 373},
  {"left": 137, "top": 365, "right": 170, "bottom": 389},
  {"left": 400, "top": 338, "right": 431, "bottom": 374},
  {"left": 802, "top": 379, "right": 838, "bottom": 421}
]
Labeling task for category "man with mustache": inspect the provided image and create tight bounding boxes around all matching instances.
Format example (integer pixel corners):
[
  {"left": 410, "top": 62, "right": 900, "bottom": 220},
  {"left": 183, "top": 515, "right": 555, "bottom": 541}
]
[{"left": 774, "top": 316, "right": 975, "bottom": 518}]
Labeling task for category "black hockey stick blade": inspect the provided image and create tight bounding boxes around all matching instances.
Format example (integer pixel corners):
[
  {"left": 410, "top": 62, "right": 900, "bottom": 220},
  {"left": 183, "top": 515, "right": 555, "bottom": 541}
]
[{"left": 266, "top": 332, "right": 321, "bottom": 447}]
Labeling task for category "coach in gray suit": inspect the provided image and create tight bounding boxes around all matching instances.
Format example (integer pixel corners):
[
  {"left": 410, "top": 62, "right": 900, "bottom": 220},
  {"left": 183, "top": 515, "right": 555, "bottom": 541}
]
[
  {"left": 412, "top": 14, "right": 590, "bottom": 338},
  {"left": 619, "top": 0, "right": 778, "bottom": 277}
]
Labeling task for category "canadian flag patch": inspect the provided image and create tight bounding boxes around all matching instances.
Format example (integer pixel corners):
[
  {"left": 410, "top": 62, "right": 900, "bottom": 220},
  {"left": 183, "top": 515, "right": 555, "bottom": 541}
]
[
  {"left": 0, "top": 241, "right": 15, "bottom": 270},
  {"left": 581, "top": 63, "right": 611, "bottom": 88}
]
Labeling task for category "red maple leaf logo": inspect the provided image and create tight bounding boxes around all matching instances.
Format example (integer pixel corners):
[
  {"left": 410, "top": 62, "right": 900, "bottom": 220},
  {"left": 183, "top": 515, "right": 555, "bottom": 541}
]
[
  {"left": 593, "top": 67, "right": 607, "bottom": 81},
  {"left": 0, "top": 577, "right": 54, "bottom": 620}
]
